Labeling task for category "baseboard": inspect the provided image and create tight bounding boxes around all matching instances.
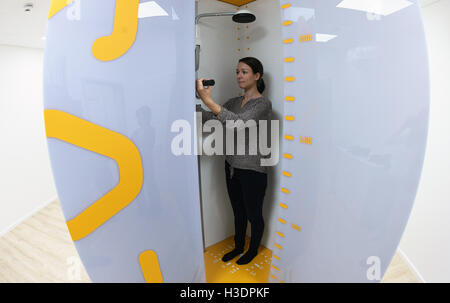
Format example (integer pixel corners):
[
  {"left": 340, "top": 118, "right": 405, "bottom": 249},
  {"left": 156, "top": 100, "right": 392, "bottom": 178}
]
[
  {"left": 0, "top": 195, "right": 58, "bottom": 238},
  {"left": 397, "top": 248, "right": 427, "bottom": 283}
]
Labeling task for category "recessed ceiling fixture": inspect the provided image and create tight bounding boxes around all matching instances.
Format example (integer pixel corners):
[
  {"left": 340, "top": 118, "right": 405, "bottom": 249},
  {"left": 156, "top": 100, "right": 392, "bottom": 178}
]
[{"left": 24, "top": 3, "right": 34, "bottom": 13}]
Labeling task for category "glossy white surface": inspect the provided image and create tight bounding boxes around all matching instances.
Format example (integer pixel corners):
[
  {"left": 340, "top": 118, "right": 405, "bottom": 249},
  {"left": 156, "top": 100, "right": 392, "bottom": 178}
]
[
  {"left": 270, "top": 0, "right": 429, "bottom": 282},
  {"left": 44, "top": 0, "right": 204, "bottom": 282}
]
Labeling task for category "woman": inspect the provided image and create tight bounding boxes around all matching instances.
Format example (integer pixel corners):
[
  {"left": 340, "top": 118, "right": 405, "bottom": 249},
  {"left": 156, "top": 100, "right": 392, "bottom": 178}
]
[{"left": 196, "top": 57, "right": 272, "bottom": 265}]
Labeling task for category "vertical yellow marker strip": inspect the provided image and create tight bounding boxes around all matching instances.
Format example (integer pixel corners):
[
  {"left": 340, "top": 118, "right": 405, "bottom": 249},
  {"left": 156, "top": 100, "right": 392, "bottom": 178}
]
[
  {"left": 44, "top": 110, "right": 143, "bottom": 241},
  {"left": 139, "top": 250, "right": 163, "bottom": 283},
  {"left": 92, "top": 0, "right": 140, "bottom": 61}
]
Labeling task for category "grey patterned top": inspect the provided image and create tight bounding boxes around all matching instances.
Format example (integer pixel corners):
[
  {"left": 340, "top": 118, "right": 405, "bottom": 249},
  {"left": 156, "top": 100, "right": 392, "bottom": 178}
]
[{"left": 196, "top": 96, "right": 272, "bottom": 174}]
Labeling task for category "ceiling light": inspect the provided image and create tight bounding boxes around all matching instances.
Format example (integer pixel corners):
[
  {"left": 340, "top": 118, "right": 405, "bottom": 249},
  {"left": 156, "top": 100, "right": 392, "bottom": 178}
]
[
  {"left": 316, "top": 33, "right": 337, "bottom": 43},
  {"left": 336, "top": 0, "right": 413, "bottom": 16},
  {"left": 138, "top": 1, "right": 169, "bottom": 19}
]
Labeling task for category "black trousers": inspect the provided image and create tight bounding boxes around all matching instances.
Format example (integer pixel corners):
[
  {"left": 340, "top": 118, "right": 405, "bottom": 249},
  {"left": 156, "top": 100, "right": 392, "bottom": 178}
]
[{"left": 224, "top": 160, "right": 267, "bottom": 253}]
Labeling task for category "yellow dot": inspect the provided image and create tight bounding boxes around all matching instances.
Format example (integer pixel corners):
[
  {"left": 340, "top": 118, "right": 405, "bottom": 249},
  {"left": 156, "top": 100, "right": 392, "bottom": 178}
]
[
  {"left": 285, "top": 96, "right": 295, "bottom": 101},
  {"left": 285, "top": 115, "right": 295, "bottom": 121},
  {"left": 282, "top": 171, "right": 291, "bottom": 177},
  {"left": 283, "top": 153, "right": 293, "bottom": 159},
  {"left": 281, "top": 188, "right": 290, "bottom": 194}
]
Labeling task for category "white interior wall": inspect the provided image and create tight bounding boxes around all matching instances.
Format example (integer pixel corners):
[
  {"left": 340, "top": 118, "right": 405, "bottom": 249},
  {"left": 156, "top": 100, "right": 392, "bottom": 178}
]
[
  {"left": 0, "top": 44, "right": 57, "bottom": 236},
  {"left": 197, "top": 0, "right": 242, "bottom": 248},
  {"left": 197, "top": 0, "right": 283, "bottom": 249},
  {"left": 398, "top": 0, "right": 450, "bottom": 283}
]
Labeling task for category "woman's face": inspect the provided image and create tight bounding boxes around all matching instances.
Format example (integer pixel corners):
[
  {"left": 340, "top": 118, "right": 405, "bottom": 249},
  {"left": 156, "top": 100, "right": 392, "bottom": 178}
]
[{"left": 236, "top": 62, "right": 260, "bottom": 91}]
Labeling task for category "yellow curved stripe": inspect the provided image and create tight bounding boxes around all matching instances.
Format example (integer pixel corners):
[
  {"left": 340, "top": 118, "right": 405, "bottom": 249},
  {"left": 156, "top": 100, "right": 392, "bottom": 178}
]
[
  {"left": 48, "top": 0, "right": 73, "bottom": 19},
  {"left": 139, "top": 250, "right": 163, "bottom": 283},
  {"left": 44, "top": 109, "right": 143, "bottom": 241},
  {"left": 92, "top": 0, "right": 140, "bottom": 61}
]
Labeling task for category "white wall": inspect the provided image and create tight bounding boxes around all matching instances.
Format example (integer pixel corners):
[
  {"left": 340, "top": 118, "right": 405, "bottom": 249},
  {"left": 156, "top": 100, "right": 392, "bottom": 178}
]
[
  {"left": 197, "top": 0, "right": 242, "bottom": 248},
  {"left": 398, "top": 0, "right": 450, "bottom": 283},
  {"left": 0, "top": 44, "right": 57, "bottom": 236}
]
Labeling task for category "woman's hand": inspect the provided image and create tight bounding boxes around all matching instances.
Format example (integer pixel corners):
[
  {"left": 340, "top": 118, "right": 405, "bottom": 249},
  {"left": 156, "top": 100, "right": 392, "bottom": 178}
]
[
  {"left": 196, "top": 78, "right": 222, "bottom": 115},
  {"left": 196, "top": 78, "right": 213, "bottom": 103}
]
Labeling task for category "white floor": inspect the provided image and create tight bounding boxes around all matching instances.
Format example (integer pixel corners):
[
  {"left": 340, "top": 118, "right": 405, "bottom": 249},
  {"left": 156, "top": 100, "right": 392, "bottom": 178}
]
[{"left": 0, "top": 199, "right": 420, "bottom": 283}]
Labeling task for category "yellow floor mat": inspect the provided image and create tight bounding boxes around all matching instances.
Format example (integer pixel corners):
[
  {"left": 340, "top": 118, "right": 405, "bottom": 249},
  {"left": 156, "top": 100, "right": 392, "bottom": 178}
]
[{"left": 204, "top": 236, "right": 273, "bottom": 283}]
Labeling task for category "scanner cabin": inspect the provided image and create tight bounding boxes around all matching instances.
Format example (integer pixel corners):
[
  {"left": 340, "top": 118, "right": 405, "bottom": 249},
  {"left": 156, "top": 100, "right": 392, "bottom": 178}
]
[{"left": 43, "top": 0, "right": 429, "bottom": 282}]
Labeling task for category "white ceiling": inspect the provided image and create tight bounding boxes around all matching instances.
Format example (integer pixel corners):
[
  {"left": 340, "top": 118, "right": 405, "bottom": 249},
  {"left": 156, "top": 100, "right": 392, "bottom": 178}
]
[
  {"left": 0, "top": 0, "right": 442, "bottom": 50},
  {"left": 0, "top": 0, "right": 50, "bottom": 49}
]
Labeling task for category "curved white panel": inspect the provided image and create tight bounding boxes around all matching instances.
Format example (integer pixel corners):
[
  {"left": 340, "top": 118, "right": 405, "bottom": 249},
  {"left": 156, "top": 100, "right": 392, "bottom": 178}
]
[
  {"left": 44, "top": 0, "right": 204, "bottom": 282},
  {"left": 269, "top": 0, "right": 429, "bottom": 282}
]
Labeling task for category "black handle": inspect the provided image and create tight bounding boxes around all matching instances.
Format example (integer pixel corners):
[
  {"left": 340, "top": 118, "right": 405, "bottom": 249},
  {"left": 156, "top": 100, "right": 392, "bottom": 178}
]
[{"left": 202, "top": 79, "right": 215, "bottom": 87}]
